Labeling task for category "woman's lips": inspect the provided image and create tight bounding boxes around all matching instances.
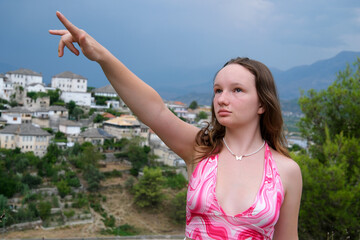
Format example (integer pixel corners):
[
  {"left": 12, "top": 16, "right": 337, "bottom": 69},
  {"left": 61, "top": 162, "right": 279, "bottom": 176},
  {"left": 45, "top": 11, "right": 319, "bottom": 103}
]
[{"left": 218, "top": 109, "right": 231, "bottom": 116}]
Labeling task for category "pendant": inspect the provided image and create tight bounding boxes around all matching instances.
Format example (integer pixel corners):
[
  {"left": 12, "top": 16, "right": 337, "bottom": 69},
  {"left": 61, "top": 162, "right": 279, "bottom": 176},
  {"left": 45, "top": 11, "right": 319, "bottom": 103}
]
[{"left": 235, "top": 155, "right": 243, "bottom": 161}]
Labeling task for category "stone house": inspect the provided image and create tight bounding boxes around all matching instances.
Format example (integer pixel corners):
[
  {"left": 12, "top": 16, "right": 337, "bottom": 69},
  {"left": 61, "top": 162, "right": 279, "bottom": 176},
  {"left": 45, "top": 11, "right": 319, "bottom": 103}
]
[
  {"left": 6, "top": 69, "right": 43, "bottom": 88},
  {"left": 103, "top": 115, "right": 149, "bottom": 145},
  {"left": 59, "top": 118, "right": 82, "bottom": 136},
  {"left": 0, "top": 123, "right": 51, "bottom": 157},
  {"left": 1, "top": 106, "right": 33, "bottom": 124},
  {"left": 92, "top": 84, "right": 118, "bottom": 98},
  {"left": 78, "top": 127, "right": 115, "bottom": 146},
  {"left": 24, "top": 95, "right": 50, "bottom": 110},
  {"left": 31, "top": 106, "right": 69, "bottom": 129},
  {"left": 51, "top": 71, "right": 87, "bottom": 93}
]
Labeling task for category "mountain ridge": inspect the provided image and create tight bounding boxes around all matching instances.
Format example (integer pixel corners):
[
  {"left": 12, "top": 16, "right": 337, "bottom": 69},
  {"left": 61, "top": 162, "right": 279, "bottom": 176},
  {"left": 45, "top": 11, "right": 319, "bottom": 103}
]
[{"left": 171, "top": 51, "right": 360, "bottom": 105}]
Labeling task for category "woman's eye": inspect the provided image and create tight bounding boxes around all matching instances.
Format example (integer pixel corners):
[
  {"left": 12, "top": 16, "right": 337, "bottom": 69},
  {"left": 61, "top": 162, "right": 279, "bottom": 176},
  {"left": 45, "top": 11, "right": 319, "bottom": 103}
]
[
  {"left": 214, "top": 89, "right": 222, "bottom": 94},
  {"left": 234, "top": 88, "right": 242, "bottom": 92}
]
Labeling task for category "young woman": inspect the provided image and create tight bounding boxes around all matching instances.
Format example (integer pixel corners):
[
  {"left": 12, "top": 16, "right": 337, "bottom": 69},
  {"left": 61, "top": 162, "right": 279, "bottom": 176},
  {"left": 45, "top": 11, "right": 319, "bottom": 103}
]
[{"left": 50, "top": 11, "right": 302, "bottom": 240}]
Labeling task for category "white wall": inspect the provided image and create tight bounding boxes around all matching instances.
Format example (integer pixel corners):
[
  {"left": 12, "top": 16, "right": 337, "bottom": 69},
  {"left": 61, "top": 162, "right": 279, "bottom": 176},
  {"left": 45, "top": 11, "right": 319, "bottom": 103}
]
[
  {"left": 60, "top": 92, "right": 91, "bottom": 106},
  {"left": 52, "top": 77, "right": 87, "bottom": 93},
  {"left": 6, "top": 73, "right": 42, "bottom": 87},
  {"left": 59, "top": 124, "right": 81, "bottom": 135},
  {"left": 0, "top": 77, "right": 13, "bottom": 101},
  {"left": 1, "top": 113, "right": 22, "bottom": 124},
  {"left": 27, "top": 84, "right": 46, "bottom": 92}
]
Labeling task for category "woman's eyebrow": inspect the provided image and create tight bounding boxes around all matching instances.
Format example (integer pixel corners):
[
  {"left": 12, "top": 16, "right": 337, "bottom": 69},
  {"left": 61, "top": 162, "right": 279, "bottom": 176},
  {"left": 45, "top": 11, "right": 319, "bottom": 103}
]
[{"left": 213, "top": 82, "right": 245, "bottom": 88}]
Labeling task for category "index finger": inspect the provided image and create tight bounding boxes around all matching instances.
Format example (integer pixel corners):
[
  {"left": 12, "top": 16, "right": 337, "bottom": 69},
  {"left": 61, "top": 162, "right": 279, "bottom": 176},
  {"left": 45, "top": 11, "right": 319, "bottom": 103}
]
[{"left": 56, "top": 11, "right": 81, "bottom": 38}]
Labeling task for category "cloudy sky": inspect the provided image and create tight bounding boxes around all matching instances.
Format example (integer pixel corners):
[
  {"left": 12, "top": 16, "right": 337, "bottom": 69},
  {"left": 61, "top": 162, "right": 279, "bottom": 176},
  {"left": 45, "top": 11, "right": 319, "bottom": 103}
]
[{"left": 1, "top": 0, "right": 360, "bottom": 96}]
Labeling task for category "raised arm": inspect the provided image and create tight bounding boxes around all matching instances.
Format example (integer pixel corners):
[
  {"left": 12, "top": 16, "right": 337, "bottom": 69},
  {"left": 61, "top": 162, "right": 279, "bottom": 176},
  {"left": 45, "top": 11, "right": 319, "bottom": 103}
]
[{"left": 49, "top": 11, "right": 199, "bottom": 163}]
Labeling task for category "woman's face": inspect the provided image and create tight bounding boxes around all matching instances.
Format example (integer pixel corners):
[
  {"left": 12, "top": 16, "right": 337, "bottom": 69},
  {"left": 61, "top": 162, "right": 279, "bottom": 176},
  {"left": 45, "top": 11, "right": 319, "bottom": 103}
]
[{"left": 213, "top": 64, "right": 264, "bottom": 128}]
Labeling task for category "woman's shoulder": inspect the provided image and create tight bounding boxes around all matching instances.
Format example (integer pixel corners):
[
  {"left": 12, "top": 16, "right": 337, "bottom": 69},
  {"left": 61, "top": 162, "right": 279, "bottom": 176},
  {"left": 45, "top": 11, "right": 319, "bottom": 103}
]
[
  {"left": 187, "top": 151, "right": 218, "bottom": 179},
  {"left": 270, "top": 149, "right": 302, "bottom": 194}
]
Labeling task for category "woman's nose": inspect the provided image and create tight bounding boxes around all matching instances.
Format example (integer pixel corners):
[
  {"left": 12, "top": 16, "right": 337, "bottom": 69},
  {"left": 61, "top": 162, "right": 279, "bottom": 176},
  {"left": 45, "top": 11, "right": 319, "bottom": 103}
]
[{"left": 217, "top": 92, "right": 229, "bottom": 106}]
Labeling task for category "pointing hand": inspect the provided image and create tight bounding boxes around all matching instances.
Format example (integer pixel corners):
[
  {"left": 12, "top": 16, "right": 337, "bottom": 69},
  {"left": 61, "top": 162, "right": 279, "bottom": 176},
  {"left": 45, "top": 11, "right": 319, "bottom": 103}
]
[{"left": 49, "top": 11, "right": 106, "bottom": 62}]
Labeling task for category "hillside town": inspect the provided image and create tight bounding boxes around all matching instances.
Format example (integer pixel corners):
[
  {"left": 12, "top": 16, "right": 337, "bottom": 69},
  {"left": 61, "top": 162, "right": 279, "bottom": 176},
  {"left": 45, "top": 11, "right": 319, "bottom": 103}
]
[
  {"left": 0, "top": 68, "right": 218, "bottom": 237},
  {"left": 0, "top": 68, "right": 213, "bottom": 163}
]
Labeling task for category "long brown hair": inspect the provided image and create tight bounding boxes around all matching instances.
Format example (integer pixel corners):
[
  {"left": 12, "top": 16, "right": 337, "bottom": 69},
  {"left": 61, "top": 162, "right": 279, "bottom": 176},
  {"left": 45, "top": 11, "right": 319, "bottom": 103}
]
[{"left": 195, "top": 57, "right": 289, "bottom": 161}]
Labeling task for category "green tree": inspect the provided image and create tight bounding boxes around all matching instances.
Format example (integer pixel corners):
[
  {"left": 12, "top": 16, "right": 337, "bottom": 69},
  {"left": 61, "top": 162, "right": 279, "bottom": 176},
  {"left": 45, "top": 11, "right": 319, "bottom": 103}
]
[
  {"left": 0, "top": 172, "right": 21, "bottom": 198},
  {"left": 299, "top": 59, "right": 360, "bottom": 161},
  {"left": 37, "top": 201, "right": 52, "bottom": 220},
  {"left": 47, "top": 89, "right": 61, "bottom": 104},
  {"left": 93, "top": 114, "right": 108, "bottom": 123},
  {"left": 296, "top": 58, "right": 360, "bottom": 239},
  {"left": 196, "top": 111, "right": 208, "bottom": 122},
  {"left": 0, "top": 194, "right": 7, "bottom": 211},
  {"left": 65, "top": 171, "right": 81, "bottom": 188},
  {"left": 126, "top": 143, "right": 149, "bottom": 176},
  {"left": 82, "top": 143, "right": 103, "bottom": 167},
  {"left": 44, "top": 143, "right": 62, "bottom": 164},
  {"left": 84, "top": 165, "right": 104, "bottom": 192},
  {"left": 72, "top": 107, "right": 84, "bottom": 120},
  {"left": 57, "top": 180, "right": 71, "bottom": 198},
  {"left": 294, "top": 133, "right": 360, "bottom": 239},
  {"left": 168, "top": 190, "right": 187, "bottom": 224},
  {"left": 188, "top": 100, "right": 198, "bottom": 110},
  {"left": 163, "top": 170, "right": 187, "bottom": 190},
  {"left": 27, "top": 91, "right": 48, "bottom": 101},
  {"left": 21, "top": 173, "right": 42, "bottom": 189},
  {"left": 67, "top": 100, "right": 76, "bottom": 115},
  {"left": 133, "top": 167, "right": 164, "bottom": 208}
]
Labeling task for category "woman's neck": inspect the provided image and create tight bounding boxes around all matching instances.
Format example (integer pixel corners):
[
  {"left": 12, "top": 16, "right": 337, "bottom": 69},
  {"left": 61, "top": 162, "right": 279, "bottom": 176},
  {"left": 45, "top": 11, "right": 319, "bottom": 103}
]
[{"left": 223, "top": 123, "right": 263, "bottom": 155}]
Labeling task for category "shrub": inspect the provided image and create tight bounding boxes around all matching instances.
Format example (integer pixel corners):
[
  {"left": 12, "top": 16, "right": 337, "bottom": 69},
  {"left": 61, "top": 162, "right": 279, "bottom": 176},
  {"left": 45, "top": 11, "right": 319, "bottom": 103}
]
[
  {"left": 111, "top": 224, "right": 138, "bottom": 236},
  {"left": 163, "top": 170, "right": 187, "bottom": 190},
  {"left": 104, "top": 169, "right": 123, "bottom": 178},
  {"left": 64, "top": 209, "right": 75, "bottom": 218},
  {"left": 37, "top": 201, "right": 52, "bottom": 220},
  {"left": 57, "top": 180, "right": 71, "bottom": 198},
  {"left": 133, "top": 167, "right": 164, "bottom": 208},
  {"left": 168, "top": 190, "right": 187, "bottom": 224},
  {"left": 21, "top": 173, "right": 42, "bottom": 189},
  {"left": 102, "top": 215, "right": 116, "bottom": 228}
]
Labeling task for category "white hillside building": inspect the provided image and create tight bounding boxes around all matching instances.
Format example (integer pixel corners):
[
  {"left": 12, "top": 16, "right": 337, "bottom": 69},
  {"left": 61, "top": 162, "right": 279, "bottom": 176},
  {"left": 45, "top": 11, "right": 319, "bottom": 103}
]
[
  {"left": 92, "top": 84, "right": 118, "bottom": 98},
  {"left": 27, "top": 82, "right": 46, "bottom": 93},
  {"left": 166, "top": 101, "right": 188, "bottom": 118},
  {"left": 6, "top": 69, "right": 43, "bottom": 87},
  {"left": 0, "top": 74, "right": 13, "bottom": 101},
  {"left": 60, "top": 91, "right": 91, "bottom": 107},
  {"left": 51, "top": 71, "right": 87, "bottom": 93}
]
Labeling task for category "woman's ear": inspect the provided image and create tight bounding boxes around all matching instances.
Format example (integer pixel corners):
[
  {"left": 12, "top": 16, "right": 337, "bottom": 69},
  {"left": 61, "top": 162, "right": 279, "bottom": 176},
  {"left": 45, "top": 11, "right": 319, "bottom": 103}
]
[{"left": 257, "top": 103, "right": 265, "bottom": 114}]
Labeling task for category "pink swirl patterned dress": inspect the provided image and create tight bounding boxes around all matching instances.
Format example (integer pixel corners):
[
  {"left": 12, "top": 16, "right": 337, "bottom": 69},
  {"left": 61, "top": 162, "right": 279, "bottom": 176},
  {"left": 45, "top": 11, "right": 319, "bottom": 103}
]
[{"left": 186, "top": 143, "right": 284, "bottom": 240}]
